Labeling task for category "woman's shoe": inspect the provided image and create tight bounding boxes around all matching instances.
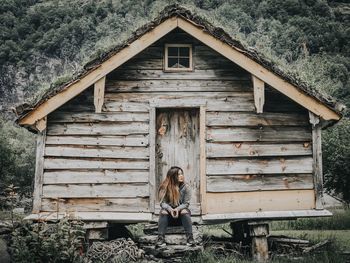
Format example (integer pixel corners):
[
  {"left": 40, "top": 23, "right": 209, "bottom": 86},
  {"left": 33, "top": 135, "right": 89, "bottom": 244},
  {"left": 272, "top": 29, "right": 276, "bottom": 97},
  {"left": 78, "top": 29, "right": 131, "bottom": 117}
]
[
  {"left": 156, "top": 234, "right": 166, "bottom": 247},
  {"left": 186, "top": 233, "right": 195, "bottom": 246}
]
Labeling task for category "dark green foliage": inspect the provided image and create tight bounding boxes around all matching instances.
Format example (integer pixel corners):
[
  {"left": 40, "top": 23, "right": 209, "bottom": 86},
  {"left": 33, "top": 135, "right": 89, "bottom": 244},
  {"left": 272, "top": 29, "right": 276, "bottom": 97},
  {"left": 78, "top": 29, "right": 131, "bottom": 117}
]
[
  {"left": 271, "top": 209, "right": 350, "bottom": 230},
  {"left": 0, "top": 117, "right": 35, "bottom": 197},
  {"left": 10, "top": 218, "right": 86, "bottom": 263},
  {"left": 323, "top": 119, "right": 350, "bottom": 203}
]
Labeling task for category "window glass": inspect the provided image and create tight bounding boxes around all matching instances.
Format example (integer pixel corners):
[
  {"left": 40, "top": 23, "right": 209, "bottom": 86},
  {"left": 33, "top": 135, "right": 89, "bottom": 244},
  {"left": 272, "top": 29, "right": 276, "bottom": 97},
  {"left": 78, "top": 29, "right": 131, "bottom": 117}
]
[
  {"left": 179, "top": 47, "right": 190, "bottom": 57},
  {"left": 168, "top": 47, "right": 178, "bottom": 56},
  {"left": 166, "top": 45, "right": 191, "bottom": 70},
  {"left": 179, "top": 58, "right": 189, "bottom": 68},
  {"left": 168, "top": 57, "right": 178, "bottom": 68}
]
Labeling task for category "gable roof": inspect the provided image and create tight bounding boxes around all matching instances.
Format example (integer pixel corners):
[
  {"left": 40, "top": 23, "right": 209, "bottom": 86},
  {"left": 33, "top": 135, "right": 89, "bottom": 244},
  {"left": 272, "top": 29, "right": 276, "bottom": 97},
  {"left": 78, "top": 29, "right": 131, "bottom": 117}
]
[{"left": 16, "top": 4, "right": 344, "bottom": 130}]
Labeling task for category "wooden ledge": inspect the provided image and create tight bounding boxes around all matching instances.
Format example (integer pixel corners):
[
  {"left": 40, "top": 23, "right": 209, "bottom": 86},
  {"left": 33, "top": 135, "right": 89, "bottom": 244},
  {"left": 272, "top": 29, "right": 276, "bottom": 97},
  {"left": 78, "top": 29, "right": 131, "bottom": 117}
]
[
  {"left": 24, "top": 212, "right": 153, "bottom": 222},
  {"left": 201, "top": 209, "right": 332, "bottom": 223}
]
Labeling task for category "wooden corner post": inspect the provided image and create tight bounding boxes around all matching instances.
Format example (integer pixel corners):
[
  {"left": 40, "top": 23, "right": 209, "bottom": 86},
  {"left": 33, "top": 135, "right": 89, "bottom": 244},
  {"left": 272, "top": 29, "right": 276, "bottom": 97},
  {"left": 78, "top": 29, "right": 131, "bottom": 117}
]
[
  {"left": 200, "top": 106, "right": 207, "bottom": 214},
  {"left": 32, "top": 130, "right": 46, "bottom": 213},
  {"left": 149, "top": 107, "right": 156, "bottom": 212},
  {"left": 309, "top": 112, "right": 324, "bottom": 209}
]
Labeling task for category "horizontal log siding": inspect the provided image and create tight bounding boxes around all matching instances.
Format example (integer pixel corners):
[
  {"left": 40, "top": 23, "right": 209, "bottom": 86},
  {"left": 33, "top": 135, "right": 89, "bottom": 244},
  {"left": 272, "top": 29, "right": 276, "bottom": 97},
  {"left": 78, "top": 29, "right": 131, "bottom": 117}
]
[
  {"left": 42, "top": 32, "right": 313, "bottom": 216},
  {"left": 44, "top": 105, "right": 150, "bottom": 212},
  {"left": 106, "top": 39, "right": 313, "bottom": 209}
]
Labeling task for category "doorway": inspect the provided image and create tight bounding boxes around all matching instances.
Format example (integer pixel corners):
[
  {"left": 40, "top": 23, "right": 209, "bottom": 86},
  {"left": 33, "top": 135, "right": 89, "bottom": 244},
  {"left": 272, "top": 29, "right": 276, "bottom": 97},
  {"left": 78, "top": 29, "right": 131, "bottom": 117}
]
[{"left": 154, "top": 108, "right": 200, "bottom": 214}]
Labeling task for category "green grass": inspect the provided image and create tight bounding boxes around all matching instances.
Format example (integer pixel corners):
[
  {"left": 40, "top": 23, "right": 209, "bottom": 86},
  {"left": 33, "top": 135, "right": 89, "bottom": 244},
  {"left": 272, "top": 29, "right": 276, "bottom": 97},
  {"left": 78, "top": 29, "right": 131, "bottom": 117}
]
[
  {"left": 194, "top": 210, "right": 350, "bottom": 263},
  {"left": 271, "top": 208, "right": 350, "bottom": 231},
  {"left": 271, "top": 230, "right": 350, "bottom": 250}
]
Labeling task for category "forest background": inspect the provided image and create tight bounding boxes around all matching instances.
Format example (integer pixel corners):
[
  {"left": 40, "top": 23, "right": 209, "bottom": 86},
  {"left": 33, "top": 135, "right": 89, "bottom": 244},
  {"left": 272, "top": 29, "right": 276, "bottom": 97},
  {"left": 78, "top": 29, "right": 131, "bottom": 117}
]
[{"left": 0, "top": 0, "right": 349, "bottom": 204}]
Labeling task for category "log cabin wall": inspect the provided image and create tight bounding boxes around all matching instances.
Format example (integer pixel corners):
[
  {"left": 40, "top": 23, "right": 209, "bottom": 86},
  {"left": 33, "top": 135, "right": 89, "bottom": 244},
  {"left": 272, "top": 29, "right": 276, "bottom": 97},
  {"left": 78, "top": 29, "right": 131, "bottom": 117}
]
[
  {"left": 42, "top": 88, "right": 150, "bottom": 213},
  {"left": 40, "top": 29, "right": 315, "bottom": 216}
]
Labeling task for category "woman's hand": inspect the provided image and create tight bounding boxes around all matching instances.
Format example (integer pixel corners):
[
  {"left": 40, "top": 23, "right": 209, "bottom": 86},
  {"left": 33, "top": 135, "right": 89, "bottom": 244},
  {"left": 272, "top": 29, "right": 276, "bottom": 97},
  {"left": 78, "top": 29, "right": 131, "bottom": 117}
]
[{"left": 170, "top": 208, "right": 179, "bottom": 218}]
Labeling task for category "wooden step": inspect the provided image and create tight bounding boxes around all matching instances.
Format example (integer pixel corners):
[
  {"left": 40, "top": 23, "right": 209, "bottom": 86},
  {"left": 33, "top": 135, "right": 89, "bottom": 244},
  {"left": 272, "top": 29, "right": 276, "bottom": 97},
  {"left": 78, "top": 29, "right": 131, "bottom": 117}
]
[{"left": 141, "top": 244, "right": 203, "bottom": 258}]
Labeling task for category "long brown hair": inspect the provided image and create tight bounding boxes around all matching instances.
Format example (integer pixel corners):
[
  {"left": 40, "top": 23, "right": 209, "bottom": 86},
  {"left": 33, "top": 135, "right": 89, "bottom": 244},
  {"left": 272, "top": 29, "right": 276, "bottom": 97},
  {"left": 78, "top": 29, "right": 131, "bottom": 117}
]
[{"left": 158, "top": 166, "right": 183, "bottom": 206}]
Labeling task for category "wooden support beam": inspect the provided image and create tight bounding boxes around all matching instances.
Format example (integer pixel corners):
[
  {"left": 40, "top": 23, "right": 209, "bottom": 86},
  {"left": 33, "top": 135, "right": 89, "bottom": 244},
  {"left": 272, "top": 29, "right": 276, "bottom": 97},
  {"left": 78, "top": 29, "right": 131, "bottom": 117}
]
[
  {"left": 252, "top": 75, "right": 265, "bottom": 113},
  {"left": 32, "top": 131, "right": 46, "bottom": 213},
  {"left": 248, "top": 221, "right": 269, "bottom": 262},
  {"left": 94, "top": 76, "right": 105, "bottom": 113},
  {"left": 177, "top": 17, "right": 341, "bottom": 121},
  {"left": 149, "top": 107, "right": 156, "bottom": 212},
  {"left": 200, "top": 106, "right": 207, "bottom": 214},
  {"left": 309, "top": 112, "right": 324, "bottom": 209}
]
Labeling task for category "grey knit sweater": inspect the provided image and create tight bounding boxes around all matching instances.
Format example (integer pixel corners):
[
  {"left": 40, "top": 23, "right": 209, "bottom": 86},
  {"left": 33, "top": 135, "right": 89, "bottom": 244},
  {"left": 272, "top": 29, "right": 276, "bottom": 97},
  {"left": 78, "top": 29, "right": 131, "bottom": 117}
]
[{"left": 160, "top": 183, "right": 192, "bottom": 211}]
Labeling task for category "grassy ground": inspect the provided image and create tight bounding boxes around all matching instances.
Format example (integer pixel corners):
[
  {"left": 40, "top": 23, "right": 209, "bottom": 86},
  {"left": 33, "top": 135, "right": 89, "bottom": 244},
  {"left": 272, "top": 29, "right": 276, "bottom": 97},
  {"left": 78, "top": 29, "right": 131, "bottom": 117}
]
[
  {"left": 187, "top": 208, "right": 350, "bottom": 263},
  {"left": 271, "top": 230, "right": 350, "bottom": 250}
]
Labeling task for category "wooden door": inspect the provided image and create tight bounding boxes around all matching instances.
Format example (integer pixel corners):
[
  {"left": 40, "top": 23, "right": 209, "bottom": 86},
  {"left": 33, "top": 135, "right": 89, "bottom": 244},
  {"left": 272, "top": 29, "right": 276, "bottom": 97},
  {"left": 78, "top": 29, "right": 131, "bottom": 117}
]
[{"left": 155, "top": 108, "right": 200, "bottom": 214}]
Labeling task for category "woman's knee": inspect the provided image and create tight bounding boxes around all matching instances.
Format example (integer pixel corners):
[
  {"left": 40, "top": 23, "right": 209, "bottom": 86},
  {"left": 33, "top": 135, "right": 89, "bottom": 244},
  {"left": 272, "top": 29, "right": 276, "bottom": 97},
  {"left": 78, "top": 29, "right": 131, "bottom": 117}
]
[
  {"left": 180, "top": 209, "right": 190, "bottom": 215},
  {"left": 160, "top": 209, "right": 169, "bottom": 215}
]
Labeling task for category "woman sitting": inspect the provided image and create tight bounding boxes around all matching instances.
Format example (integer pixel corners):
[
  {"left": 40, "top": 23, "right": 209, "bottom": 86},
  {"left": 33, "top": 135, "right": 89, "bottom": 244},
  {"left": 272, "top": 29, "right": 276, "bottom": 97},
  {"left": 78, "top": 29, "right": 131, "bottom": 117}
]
[{"left": 156, "top": 166, "right": 195, "bottom": 247}]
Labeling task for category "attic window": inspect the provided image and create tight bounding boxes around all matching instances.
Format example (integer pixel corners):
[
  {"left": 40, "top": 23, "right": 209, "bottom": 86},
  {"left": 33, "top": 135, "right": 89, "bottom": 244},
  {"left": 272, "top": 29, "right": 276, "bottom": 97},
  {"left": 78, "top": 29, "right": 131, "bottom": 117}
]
[{"left": 164, "top": 44, "right": 193, "bottom": 71}]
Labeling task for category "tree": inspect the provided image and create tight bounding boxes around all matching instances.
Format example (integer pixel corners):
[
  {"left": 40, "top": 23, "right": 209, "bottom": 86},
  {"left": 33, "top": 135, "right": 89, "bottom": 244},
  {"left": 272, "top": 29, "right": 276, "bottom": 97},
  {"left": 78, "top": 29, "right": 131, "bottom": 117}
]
[{"left": 323, "top": 118, "right": 350, "bottom": 204}]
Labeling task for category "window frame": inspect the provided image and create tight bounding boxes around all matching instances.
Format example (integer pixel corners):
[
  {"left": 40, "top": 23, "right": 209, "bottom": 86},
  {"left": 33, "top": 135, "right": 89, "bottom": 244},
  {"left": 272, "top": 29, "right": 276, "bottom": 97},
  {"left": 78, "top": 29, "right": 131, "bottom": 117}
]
[{"left": 164, "top": 44, "right": 193, "bottom": 72}]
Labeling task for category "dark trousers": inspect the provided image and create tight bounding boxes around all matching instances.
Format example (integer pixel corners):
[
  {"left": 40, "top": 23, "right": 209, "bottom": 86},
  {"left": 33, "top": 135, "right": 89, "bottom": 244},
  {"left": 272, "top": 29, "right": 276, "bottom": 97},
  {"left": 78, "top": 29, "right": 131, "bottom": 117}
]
[{"left": 158, "top": 209, "right": 193, "bottom": 235}]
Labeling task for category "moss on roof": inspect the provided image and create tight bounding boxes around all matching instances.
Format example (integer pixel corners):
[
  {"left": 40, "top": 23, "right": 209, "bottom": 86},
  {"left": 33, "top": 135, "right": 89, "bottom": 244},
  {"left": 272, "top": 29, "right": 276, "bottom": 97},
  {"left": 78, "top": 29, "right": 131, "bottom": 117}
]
[{"left": 15, "top": 4, "right": 344, "bottom": 121}]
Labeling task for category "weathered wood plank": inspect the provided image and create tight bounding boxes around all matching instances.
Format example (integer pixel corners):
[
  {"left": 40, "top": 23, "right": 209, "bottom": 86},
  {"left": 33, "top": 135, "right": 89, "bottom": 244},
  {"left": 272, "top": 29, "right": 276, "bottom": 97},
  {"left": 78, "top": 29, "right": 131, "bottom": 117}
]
[
  {"left": 149, "top": 107, "right": 156, "bottom": 212},
  {"left": 41, "top": 197, "right": 150, "bottom": 212},
  {"left": 205, "top": 190, "right": 315, "bottom": 213},
  {"left": 252, "top": 75, "right": 265, "bottom": 114},
  {"left": 207, "top": 127, "right": 311, "bottom": 142},
  {"left": 44, "top": 158, "right": 149, "bottom": 170},
  {"left": 206, "top": 97, "right": 255, "bottom": 111},
  {"left": 202, "top": 209, "right": 331, "bottom": 222},
  {"left": 48, "top": 112, "right": 149, "bottom": 122},
  {"left": 109, "top": 69, "right": 249, "bottom": 80},
  {"left": 42, "top": 183, "right": 149, "bottom": 198},
  {"left": 120, "top": 56, "right": 245, "bottom": 70},
  {"left": 206, "top": 142, "right": 312, "bottom": 158},
  {"left": 47, "top": 122, "right": 149, "bottom": 135},
  {"left": 94, "top": 76, "right": 105, "bottom": 113},
  {"left": 43, "top": 170, "right": 149, "bottom": 184},
  {"left": 45, "top": 135, "right": 149, "bottom": 146},
  {"left": 105, "top": 92, "right": 255, "bottom": 112},
  {"left": 105, "top": 91, "right": 253, "bottom": 101},
  {"left": 33, "top": 131, "right": 46, "bottom": 213},
  {"left": 207, "top": 174, "right": 314, "bottom": 192},
  {"left": 103, "top": 101, "right": 150, "bottom": 112},
  {"left": 200, "top": 106, "right": 207, "bottom": 214},
  {"left": 206, "top": 112, "right": 308, "bottom": 126},
  {"left": 264, "top": 86, "right": 306, "bottom": 113},
  {"left": 206, "top": 157, "right": 313, "bottom": 175},
  {"left": 25, "top": 212, "right": 153, "bottom": 222},
  {"left": 45, "top": 145, "right": 149, "bottom": 159},
  {"left": 105, "top": 80, "right": 252, "bottom": 93}
]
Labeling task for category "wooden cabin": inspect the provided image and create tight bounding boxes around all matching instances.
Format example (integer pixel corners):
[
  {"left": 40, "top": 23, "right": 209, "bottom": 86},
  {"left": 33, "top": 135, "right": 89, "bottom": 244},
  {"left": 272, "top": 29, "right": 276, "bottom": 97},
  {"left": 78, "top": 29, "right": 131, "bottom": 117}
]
[{"left": 17, "top": 6, "right": 343, "bottom": 225}]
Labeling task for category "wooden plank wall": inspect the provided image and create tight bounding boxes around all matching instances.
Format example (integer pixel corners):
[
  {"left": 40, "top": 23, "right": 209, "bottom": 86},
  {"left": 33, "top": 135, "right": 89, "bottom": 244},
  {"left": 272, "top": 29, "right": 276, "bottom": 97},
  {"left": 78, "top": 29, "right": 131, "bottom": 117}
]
[
  {"left": 41, "top": 29, "right": 314, "bottom": 215},
  {"left": 42, "top": 88, "right": 150, "bottom": 213}
]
